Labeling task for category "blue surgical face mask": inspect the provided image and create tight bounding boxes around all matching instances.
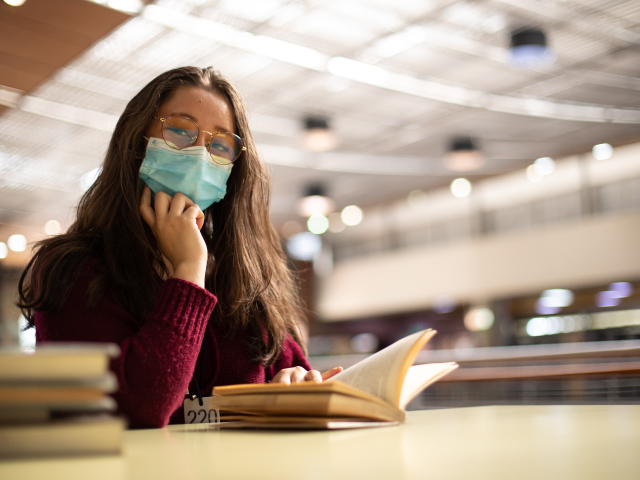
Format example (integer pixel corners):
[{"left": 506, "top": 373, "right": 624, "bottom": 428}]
[{"left": 139, "top": 137, "right": 233, "bottom": 211}]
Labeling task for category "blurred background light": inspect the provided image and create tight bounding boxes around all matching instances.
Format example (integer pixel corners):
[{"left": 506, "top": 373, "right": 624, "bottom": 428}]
[
  {"left": 350, "top": 333, "right": 379, "bottom": 353},
  {"left": 596, "top": 290, "right": 620, "bottom": 308},
  {"left": 297, "top": 185, "right": 335, "bottom": 217},
  {"left": 526, "top": 164, "right": 543, "bottom": 183},
  {"left": 535, "top": 299, "right": 561, "bottom": 315},
  {"left": 44, "top": 220, "right": 61, "bottom": 236},
  {"left": 592, "top": 143, "right": 613, "bottom": 161},
  {"left": 533, "top": 157, "right": 555, "bottom": 176},
  {"left": 327, "top": 56, "right": 388, "bottom": 86},
  {"left": 464, "top": 307, "right": 495, "bottom": 331},
  {"left": 522, "top": 310, "right": 640, "bottom": 337},
  {"left": 4, "top": 0, "right": 27, "bottom": 6},
  {"left": 433, "top": 294, "right": 457, "bottom": 314},
  {"left": 341, "top": 205, "right": 363, "bottom": 226},
  {"left": 408, "top": 189, "right": 428, "bottom": 209},
  {"left": 526, "top": 317, "right": 549, "bottom": 336},
  {"left": 0, "top": 242, "right": 7, "bottom": 259},
  {"left": 7, "top": 234, "right": 27, "bottom": 252},
  {"left": 286, "top": 232, "right": 321, "bottom": 261},
  {"left": 442, "top": 137, "right": 485, "bottom": 172},
  {"left": 609, "top": 282, "right": 633, "bottom": 298},
  {"left": 87, "top": 0, "right": 143, "bottom": 14},
  {"left": 18, "top": 315, "right": 35, "bottom": 348},
  {"left": 307, "top": 214, "right": 329, "bottom": 234},
  {"left": 450, "top": 178, "right": 472, "bottom": 198},
  {"left": 540, "top": 289, "right": 574, "bottom": 308},
  {"left": 509, "top": 27, "right": 555, "bottom": 69},
  {"left": 302, "top": 117, "right": 338, "bottom": 152}
]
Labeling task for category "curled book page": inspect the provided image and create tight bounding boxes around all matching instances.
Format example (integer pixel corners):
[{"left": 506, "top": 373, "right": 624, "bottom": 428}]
[
  {"left": 398, "top": 363, "right": 458, "bottom": 409},
  {"left": 331, "top": 330, "right": 434, "bottom": 408}
]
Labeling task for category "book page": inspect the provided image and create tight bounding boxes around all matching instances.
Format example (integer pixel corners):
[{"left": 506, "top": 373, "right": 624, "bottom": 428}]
[
  {"left": 398, "top": 363, "right": 458, "bottom": 409},
  {"left": 330, "top": 330, "right": 435, "bottom": 408}
]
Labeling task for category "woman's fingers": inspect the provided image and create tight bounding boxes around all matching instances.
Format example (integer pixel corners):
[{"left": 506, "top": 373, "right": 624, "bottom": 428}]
[
  {"left": 154, "top": 191, "right": 172, "bottom": 218},
  {"left": 139, "top": 186, "right": 156, "bottom": 229},
  {"left": 272, "top": 369, "right": 290, "bottom": 385},
  {"left": 272, "top": 367, "right": 321, "bottom": 384},
  {"left": 290, "top": 367, "right": 308, "bottom": 383},
  {"left": 304, "top": 370, "right": 323, "bottom": 383},
  {"left": 184, "top": 205, "right": 205, "bottom": 230},
  {"left": 168, "top": 193, "right": 204, "bottom": 230},
  {"left": 321, "top": 367, "right": 343, "bottom": 381},
  {"left": 168, "top": 192, "right": 187, "bottom": 216}
]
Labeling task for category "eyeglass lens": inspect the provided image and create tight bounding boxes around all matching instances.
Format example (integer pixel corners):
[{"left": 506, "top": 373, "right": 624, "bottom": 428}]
[{"left": 162, "top": 116, "right": 242, "bottom": 164}]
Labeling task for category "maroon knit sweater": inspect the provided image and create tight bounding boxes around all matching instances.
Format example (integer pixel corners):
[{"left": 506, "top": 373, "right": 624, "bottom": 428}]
[{"left": 34, "top": 262, "right": 311, "bottom": 428}]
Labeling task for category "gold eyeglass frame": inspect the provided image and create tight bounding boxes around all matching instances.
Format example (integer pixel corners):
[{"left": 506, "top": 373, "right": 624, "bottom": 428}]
[{"left": 153, "top": 116, "right": 246, "bottom": 164}]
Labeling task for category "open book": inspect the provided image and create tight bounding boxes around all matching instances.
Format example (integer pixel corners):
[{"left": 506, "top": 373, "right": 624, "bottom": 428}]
[{"left": 210, "top": 329, "right": 457, "bottom": 429}]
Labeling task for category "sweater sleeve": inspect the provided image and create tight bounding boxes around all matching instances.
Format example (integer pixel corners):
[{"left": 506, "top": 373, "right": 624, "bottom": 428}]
[{"left": 35, "top": 271, "right": 216, "bottom": 429}]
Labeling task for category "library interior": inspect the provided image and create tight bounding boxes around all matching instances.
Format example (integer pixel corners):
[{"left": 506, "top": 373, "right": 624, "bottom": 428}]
[{"left": 1, "top": 0, "right": 640, "bottom": 478}]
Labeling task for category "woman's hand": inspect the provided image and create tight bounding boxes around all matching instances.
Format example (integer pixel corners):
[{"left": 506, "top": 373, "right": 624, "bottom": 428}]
[
  {"left": 139, "top": 185, "right": 207, "bottom": 288},
  {"left": 272, "top": 366, "right": 343, "bottom": 385}
]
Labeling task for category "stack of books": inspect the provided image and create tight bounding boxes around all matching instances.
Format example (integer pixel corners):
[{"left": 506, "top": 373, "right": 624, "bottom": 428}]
[{"left": 0, "top": 343, "right": 125, "bottom": 458}]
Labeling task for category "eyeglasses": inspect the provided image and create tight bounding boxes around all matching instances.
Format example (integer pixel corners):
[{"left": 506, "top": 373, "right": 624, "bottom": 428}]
[{"left": 153, "top": 116, "right": 246, "bottom": 165}]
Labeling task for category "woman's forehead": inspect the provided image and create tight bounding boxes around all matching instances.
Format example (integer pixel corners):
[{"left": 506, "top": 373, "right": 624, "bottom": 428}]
[{"left": 160, "top": 86, "right": 236, "bottom": 134}]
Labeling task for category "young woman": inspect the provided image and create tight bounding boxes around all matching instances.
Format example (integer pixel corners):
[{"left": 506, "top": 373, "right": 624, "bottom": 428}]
[{"left": 17, "top": 66, "right": 340, "bottom": 428}]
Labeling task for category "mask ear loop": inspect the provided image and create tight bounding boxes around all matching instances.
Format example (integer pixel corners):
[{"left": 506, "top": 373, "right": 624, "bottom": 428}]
[{"left": 191, "top": 341, "right": 206, "bottom": 407}]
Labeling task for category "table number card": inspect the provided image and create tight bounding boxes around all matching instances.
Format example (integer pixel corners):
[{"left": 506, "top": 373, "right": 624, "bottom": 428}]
[{"left": 183, "top": 397, "right": 220, "bottom": 424}]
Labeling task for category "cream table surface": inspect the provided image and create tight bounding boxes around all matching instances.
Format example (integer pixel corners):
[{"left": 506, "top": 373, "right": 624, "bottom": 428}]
[{"left": 1, "top": 405, "right": 639, "bottom": 480}]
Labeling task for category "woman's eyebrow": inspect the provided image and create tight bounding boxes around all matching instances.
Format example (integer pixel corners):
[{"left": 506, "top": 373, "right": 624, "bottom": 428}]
[{"left": 169, "top": 112, "right": 231, "bottom": 133}]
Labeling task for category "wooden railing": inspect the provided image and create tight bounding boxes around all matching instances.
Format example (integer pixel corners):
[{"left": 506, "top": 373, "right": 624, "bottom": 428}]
[{"left": 309, "top": 339, "right": 640, "bottom": 382}]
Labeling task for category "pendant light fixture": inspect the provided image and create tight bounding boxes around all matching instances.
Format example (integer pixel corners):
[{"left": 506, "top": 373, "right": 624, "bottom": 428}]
[
  {"left": 443, "top": 137, "right": 485, "bottom": 172},
  {"left": 297, "top": 185, "right": 335, "bottom": 217},
  {"left": 509, "top": 27, "right": 555, "bottom": 69},
  {"left": 302, "top": 116, "right": 338, "bottom": 152}
]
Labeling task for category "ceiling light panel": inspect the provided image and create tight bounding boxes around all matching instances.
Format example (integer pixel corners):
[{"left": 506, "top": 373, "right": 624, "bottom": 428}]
[
  {"left": 363, "top": 0, "right": 439, "bottom": 18},
  {"left": 216, "top": 54, "right": 273, "bottom": 82},
  {"left": 131, "top": 30, "right": 219, "bottom": 71},
  {"left": 287, "top": 9, "right": 381, "bottom": 49},
  {"left": 216, "top": 0, "right": 287, "bottom": 23},
  {"left": 154, "top": 0, "right": 203, "bottom": 14},
  {"left": 440, "top": 2, "right": 501, "bottom": 31},
  {"left": 235, "top": 65, "right": 312, "bottom": 100},
  {"left": 326, "top": 1, "right": 404, "bottom": 32}
]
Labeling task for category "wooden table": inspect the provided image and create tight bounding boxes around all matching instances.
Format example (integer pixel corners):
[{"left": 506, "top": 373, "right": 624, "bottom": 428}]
[{"left": 1, "top": 405, "right": 639, "bottom": 479}]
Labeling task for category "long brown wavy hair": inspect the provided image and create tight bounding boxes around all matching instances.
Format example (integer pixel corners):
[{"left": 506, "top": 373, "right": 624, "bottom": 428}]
[{"left": 17, "top": 66, "right": 306, "bottom": 365}]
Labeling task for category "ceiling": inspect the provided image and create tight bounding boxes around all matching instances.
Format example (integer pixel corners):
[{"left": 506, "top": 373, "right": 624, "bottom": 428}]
[
  {"left": 0, "top": 0, "right": 130, "bottom": 114},
  {"left": 1, "top": 0, "right": 640, "bottom": 261}
]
